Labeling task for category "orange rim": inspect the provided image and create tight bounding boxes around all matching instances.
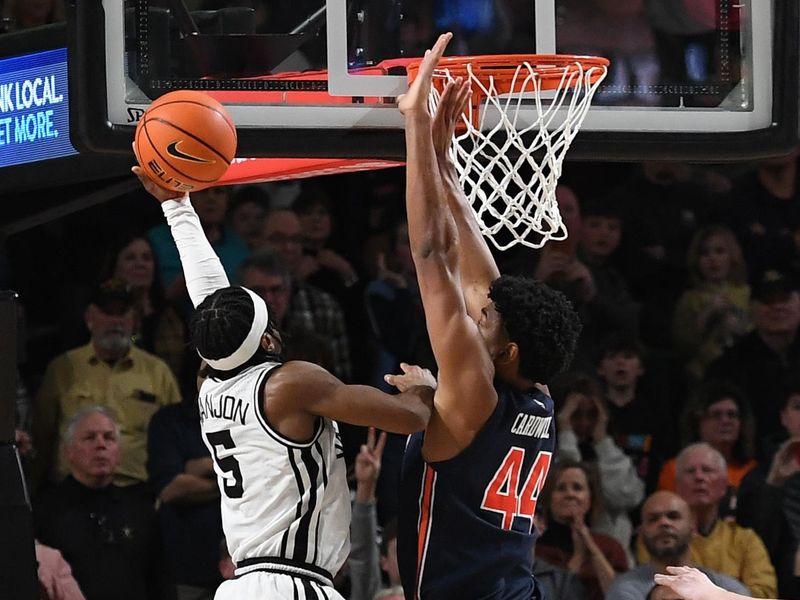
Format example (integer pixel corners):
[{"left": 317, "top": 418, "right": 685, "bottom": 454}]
[{"left": 406, "top": 54, "right": 609, "bottom": 94}]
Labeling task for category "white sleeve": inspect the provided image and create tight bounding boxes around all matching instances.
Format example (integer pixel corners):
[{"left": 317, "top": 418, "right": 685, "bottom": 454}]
[{"left": 160, "top": 195, "right": 230, "bottom": 308}]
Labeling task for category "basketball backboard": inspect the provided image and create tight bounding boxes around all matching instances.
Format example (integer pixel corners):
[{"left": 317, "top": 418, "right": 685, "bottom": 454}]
[{"left": 72, "top": 0, "right": 799, "bottom": 162}]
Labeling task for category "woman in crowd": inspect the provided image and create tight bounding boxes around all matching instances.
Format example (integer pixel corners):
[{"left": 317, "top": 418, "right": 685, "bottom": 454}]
[
  {"left": 672, "top": 225, "right": 751, "bottom": 386},
  {"left": 535, "top": 460, "right": 629, "bottom": 600},
  {"left": 100, "top": 232, "right": 189, "bottom": 383}
]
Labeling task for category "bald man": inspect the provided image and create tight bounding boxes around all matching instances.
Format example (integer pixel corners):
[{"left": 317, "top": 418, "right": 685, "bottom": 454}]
[{"left": 607, "top": 491, "right": 749, "bottom": 600}]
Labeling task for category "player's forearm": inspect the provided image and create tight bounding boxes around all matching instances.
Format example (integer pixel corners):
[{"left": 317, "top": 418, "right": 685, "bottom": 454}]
[
  {"left": 405, "top": 115, "right": 457, "bottom": 259},
  {"left": 160, "top": 196, "right": 229, "bottom": 308},
  {"left": 437, "top": 155, "right": 500, "bottom": 288}
]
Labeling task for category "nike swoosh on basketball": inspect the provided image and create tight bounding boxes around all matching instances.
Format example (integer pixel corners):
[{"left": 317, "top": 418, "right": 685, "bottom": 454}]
[{"left": 166, "top": 141, "right": 215, "bottom": 164}]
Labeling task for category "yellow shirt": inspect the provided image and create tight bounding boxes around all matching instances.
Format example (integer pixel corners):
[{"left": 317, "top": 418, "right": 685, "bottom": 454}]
[
  {"left": 637, "top": 519, "right": 777, "bottom": 598},
  {"left": 31, "top": 343, "right": 181, "bottom": 488}
]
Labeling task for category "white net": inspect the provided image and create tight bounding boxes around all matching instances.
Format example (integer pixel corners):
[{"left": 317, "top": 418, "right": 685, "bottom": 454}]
[{"left": 428, "top": 58, "right": 608, "bottom": 250}]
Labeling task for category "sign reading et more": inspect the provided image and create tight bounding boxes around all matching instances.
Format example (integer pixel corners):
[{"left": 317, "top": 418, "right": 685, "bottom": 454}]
[{"left": 0, "top": 47, "right": 76, "bottom": 168}]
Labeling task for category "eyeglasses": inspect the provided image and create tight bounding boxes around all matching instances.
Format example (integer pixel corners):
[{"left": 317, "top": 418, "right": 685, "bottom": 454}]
[{"left": 705, "top": 409, "right": 740, "bottom": 420}]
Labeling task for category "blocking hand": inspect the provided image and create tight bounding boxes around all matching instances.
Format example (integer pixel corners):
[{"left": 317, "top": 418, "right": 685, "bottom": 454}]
[{"left": 384, "top": 362, "right": 437, "bottom": 392}]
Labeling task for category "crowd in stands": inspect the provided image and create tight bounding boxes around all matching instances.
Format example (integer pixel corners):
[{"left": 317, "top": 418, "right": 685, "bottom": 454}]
[
  {"left": 5, "top": 150, "right": 800, "bottom": 599},
  {"left": 3, "top": 1, "right": 799, "bottom": 598}
]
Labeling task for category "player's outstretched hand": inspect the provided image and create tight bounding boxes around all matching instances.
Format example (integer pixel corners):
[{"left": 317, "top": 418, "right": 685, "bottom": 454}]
[
  {"left": 653, "top": 566, "right": 729, "bottom": 600},
  {"left": 432, "top": 77, "right": 470, "bottom": 159},
  {"left": 385, "top": 363, "right": 437, "bottom": 393},
  {"left": 398, "top": 32, "right": 452, "bottom": 118},
  {"left": 131, "top": 143, "right": 187, "bottom": 204}
]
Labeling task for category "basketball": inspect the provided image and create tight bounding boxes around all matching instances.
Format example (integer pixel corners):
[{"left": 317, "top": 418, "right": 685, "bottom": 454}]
[{"left": 134, "top": 90, "right": 237, "bottom": 193}]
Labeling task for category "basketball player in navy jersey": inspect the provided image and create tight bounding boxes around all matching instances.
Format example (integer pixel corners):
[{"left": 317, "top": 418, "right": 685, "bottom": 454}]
[
  {"left": 131, "top": 163, "right": 436, "bottom": 600},
  {"left": 391, "top": 33, "right": 582, "bottom": 599}
]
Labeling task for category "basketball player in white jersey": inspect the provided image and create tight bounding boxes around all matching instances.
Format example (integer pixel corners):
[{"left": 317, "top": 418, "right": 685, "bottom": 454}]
[{"left": 132, "top": 163, "right": 435, "bottom": 600}]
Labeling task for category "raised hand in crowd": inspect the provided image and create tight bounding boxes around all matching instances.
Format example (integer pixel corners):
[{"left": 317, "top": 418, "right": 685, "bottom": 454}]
[
  {"left": 375, "top": 252, "right": 408, "bottom": 289},
  {"left": 354, "top": 427, "right": 387, "bottom": 504},
  {"left": 766, "top": 438, "right": 800, "bottom": 486}
]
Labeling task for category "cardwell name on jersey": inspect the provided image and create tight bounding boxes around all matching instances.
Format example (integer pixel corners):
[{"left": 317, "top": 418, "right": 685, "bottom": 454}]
[
  {"left": 510, "top": 414, "right": 552, "bottom": 438},
  {"left": 199, "top": 393, "right": 249, "bottom": 425}
]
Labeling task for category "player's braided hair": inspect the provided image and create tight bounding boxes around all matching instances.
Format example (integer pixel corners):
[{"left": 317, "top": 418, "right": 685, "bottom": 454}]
[
  {"left": 488, "top": 275, "right": 581, "bottom": 383},
  {"left": 189, "top": 287, "right": 279, "bottom": 378}
]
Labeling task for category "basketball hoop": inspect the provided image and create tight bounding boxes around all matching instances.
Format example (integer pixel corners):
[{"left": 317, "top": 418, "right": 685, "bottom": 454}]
[{"left": 407, "top": 54, "right": 609, "bottom": 250}]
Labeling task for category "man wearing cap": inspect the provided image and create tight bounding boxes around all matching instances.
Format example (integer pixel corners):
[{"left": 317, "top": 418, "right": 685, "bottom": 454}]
[
  {"left": 30, "top": 278, "right": 181, "bottom": 493},
  {"left": 707, "top": 267, "right": 800, "bottom": 449}
]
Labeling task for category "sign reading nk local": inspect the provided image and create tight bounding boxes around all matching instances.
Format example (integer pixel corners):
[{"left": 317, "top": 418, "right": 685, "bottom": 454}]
[{"left": 0, "top": 47, "right": 77, "bottom": 167}]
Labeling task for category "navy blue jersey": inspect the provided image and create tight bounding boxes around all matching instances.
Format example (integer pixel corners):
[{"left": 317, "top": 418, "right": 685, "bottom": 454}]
[{"left": 398, "top": 381, "right": 556, "bottom": 600}]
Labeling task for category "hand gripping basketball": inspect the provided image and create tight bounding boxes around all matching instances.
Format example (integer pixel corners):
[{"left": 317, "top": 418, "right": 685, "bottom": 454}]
[{"left": 133, "top": 90, "right": 237, "bottom": 193}]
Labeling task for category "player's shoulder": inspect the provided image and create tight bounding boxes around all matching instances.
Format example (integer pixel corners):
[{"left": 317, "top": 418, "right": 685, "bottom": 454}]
[{"left": 265, "top": 360, "right": 339, "bottom": 393}]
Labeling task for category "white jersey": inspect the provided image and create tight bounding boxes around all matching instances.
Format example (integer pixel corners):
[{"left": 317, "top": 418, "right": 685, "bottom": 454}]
[{"left": 199, "top": 361, "right": 351, "bottom": 587}]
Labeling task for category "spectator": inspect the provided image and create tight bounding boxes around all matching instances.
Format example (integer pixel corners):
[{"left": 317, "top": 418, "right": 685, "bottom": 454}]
[
  {"left": 657, "top": 380, "right": 757, "bottom": 516},
  {"left": 228, "top": 185, "right": 269, "bottom": 250},
  {"left": 535, "top": 460, "right": 629, "bottom": 600},
  {"left": 607, "top": 490, "right": 749, "bottom": 600},
  {"left": 672, "top": 225, "right": 751, "bottom": 386},
  {"left": 722, "top": 149, "right": 800, "bottom": 277},
  {"left": 554, "top": 372, "right": 645, "bottom": 553},
  {"left": 639, "top": 442, "right": 777, "bottom": 598},
  {"left": 237, "top": 248, "right": 344, "bottom": 373},
  {"left": 531, "top": 508, "right": 589, "bottom": 600},
  {"left": 33, "top": 407, "right": 164, "bottom": 600},
  {"left": 706, "top": 267, "right": 800, "bottom": 448},
  {"left": 147, "top": 394, "right": 223, "bottom": 599},
  {"left": 595, "top": 332, "right": 676, "bottom": 491},
  {"left": 364, "top": 217, "right": 434, "bottom": 391},
  {"left": 258, "top": 210, "right": 352, "bottom": 381},
  {"left": 293, "top": 186, "right": 360, "bottom": 295},
  {"left": 737, "top": 379, "right": 800, "bottom": 598},
  {"left": 148, "top": 186, "right": 249, "bottom": 307},
  {"left": 30, "top": 279, "right": 181, "bottom": 492},
  {"left": 99, "top": 232, "right": 189, "bottom": 384},
  {"left": 501, "top": 184, "right": 585, "bottom": 280},
  {"left": 613, "top": 161, "right": 726, "bottom": 348},
  {"left": 531, "top": 553, "right": 588, "bottom": 600},
  {"left": 572, "top": 197, "right": 640, "bottom": 369},
  {"left": 293, "top": 185, "right": 373, "bottom": 381},
  {"left": 348, "top": 426, "right": 397, "bottom": 600}
]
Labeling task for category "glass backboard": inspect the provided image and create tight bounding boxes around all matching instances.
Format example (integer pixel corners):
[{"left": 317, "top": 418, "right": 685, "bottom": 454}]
[{"left": 72, "top": 0, "right": 799, "bottom": 161}]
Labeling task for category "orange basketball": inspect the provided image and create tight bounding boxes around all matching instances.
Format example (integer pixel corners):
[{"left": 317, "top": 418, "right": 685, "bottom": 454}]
[{"left": 134, "top": 90, "right": 237, "bottom": 193}]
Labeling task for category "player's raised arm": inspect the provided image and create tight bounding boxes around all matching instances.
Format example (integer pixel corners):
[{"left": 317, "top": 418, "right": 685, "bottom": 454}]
[
  {"left": 399, "top": 33, "right": 498, "bottom": 452},
  {"left": 132, "top": 163, "right": 229, "bottom": 307},
  {"left": 432, "top": 80, "right": 500, "bottom": 321}
]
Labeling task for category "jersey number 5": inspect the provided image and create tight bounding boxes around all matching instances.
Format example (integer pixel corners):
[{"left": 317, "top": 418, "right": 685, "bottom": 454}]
[
  {"left": 480, "top": 448, "right": 552, "bottom": 531},
  {"left": 207, "top": 430, "right": 244, "bottom": 499}
]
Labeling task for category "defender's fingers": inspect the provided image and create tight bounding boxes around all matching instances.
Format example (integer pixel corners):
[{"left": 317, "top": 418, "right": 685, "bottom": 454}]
[
  {"left": 456, "top": 80, "right": 471, "bottom": 115},
  {"left": 417, "top": 32, "right": 452, "bottom": 81}
]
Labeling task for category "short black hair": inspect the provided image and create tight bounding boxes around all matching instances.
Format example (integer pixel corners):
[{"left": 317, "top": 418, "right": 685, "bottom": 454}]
[
  {"left": 190, "top": 287, "right": 279, "bottom": 379},
  {"left": 599, "top": 331, "right": 646, "bottom": 362},
  {"left": 488, "top": 275, "right": 581, "bottom": 383}
]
